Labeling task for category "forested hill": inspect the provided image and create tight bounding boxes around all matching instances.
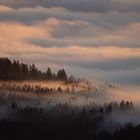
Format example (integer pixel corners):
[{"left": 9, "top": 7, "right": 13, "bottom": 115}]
[{"left": 0, "top": 58, "right": 68, "bottom": 81}]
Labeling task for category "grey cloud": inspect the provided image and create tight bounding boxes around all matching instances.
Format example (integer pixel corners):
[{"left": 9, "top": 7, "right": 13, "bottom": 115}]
[
  {"left": 0, "top": 6, "right": 140, "bottom": 29},
  {"left": 1, "top": 0, "right": 140, "bottom": 13},
  {"left": 48, "top": 57, "right": 140, "bottom": 71},
  {"left": 110, "top": 72, "right": 140, "bottom": 85},
  {"left": 27, "top": 37, "right": 140, "bottom": 48},
  {"left": 91, "top": 68, "right": 140, "bottom": 85},
  {"left": 82, "top": 58, "right": 140, "bottom": 71}
]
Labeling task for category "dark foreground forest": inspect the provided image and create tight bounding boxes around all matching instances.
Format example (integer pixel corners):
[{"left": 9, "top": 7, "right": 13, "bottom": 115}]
[
  {"left": 0, "top": 100, "right": 138, "bottom": 140},
  {"left": 0, "top": 102, "right": 139, "bottom": 140},
  {"left": 0, "top": 58, "right": 140, "bottom": 140}
]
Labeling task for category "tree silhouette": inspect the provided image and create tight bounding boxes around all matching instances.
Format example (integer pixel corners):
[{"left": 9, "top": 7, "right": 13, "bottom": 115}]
[
  {"left": 0, "top": 57, "right": 69, "bottom": 81},
  {"left": 46, "top": 67, "right": 53, "bottom": 80},
  {"left": 57, "top": 69, "right": 67, "bottom": 81}
]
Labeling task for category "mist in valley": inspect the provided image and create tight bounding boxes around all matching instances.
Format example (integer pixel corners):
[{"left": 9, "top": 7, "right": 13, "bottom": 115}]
[{"left": 0, "top": 80, "right": 139, "bottom": 128}]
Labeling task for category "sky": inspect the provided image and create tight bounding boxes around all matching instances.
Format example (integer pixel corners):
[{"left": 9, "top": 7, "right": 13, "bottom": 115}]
[{"left": 0, "top": 0, "right": 140, "bottom": 85}]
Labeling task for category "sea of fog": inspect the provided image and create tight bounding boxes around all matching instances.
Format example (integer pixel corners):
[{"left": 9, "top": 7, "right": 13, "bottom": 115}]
[{"left": 0, "top": 80, "right": 140, "bottom": 129}]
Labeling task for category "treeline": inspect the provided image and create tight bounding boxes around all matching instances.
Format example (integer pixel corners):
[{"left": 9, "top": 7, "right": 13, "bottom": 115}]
[
  {"left": 0, "top": 82, "right": 66, "bottom": 94},
  {"left": 0, "top": 58, "right": 68, "bottom": 81}
]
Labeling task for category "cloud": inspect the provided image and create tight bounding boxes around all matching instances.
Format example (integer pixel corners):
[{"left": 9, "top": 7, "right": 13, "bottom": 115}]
[
  {"left": 0, "top": 6, "right": 139, "bottom": 43},
  {"left": 0, "top": 5, "right": 13, "bottom": 12},
  {"left": 0, "top": 2, "right": 140, "bottom": 85},
  {"left": 26, "top": 18, "right": 140, "bottom": 48},
  {"left": 0, "top": 5, "right": 140, "bottom": 27},
  {"left": 0, "top": 19, "right": 140, "bottom": 72},
  {"left": 1, "top": 0, "right": 140, "bottom": 13}
]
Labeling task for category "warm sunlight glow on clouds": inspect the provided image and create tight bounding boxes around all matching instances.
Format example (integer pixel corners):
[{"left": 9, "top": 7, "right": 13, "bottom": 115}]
[
  {"left": 0, "top": 2, "right": 140, "bottom": 84},
  {"left": 0, "top": 5, "right": 13, "bottom": 12}
]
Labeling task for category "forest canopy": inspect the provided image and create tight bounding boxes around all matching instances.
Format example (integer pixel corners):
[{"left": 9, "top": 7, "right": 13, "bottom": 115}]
[{"left": 0, "top": 57, "right": 68, "bottom": 81}]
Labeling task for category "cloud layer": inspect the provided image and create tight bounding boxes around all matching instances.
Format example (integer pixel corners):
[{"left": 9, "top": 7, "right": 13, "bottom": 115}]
[
  {"left": 0, "top": 1, "right": 140, "bottom": 85},
  {"left": 1, "top": 0, "right": 140, "bottom": 13}
]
